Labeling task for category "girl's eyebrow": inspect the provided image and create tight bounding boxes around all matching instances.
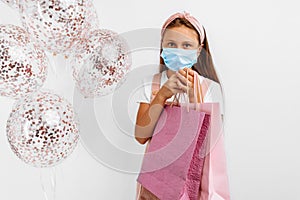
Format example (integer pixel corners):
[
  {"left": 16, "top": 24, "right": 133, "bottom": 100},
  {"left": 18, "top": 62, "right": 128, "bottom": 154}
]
[
  {"left": 164, "top": 39, "right": 176, "bottom": 42},
  {"left": 165, "top": 38, "right": 196, "bottom": 43},
  {"left": 182, "top": 40, "right": 194, "bottom": 43},
  {"left": 163, "top": 39, "right": 197, "bottom": 45}
]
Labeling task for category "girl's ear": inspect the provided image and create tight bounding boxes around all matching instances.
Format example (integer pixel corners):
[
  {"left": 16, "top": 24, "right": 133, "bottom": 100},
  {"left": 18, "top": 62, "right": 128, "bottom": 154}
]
[{"left": 197, "top": 44, "right": 204, "bottom": 57}]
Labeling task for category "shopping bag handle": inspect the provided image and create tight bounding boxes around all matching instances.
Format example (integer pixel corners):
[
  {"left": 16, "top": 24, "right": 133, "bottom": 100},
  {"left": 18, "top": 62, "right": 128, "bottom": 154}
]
[{"left": 193, "top": 69, "right": 203, "bottom": 104}]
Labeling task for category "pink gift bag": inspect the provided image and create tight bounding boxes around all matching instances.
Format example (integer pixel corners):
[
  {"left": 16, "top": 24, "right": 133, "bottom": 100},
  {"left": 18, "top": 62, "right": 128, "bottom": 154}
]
[
  {"left": 136, "top": 72, "right": 230, "bottom": 200},
  {"left": 137, "top": 104, "right": 210, "bottom": 200}
]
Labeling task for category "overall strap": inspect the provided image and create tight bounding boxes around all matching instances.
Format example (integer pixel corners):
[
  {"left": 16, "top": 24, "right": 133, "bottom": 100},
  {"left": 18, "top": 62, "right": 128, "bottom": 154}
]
[
  {"left": 198, "top": 76, "right": 212, "bottom": 102},
  {"left": 150, "top": 73, "right": 162, "bottom": 102}
]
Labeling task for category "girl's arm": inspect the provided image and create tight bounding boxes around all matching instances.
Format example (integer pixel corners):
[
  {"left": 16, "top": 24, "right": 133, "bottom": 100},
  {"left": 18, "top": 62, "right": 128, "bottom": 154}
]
[
  {"left": 134, "top": 90, "right": 166, "bottom": 144},
  {"left": 135, "top": 73, "right": 183, "bottom": 145}
]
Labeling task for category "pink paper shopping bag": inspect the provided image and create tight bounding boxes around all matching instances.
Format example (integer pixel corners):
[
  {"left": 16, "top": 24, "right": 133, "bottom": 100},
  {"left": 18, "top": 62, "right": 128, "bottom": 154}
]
[
  {"left": 137, "top": 104, "right": 210, "bottom": 200},
  {"left": 136, "top": 72, "right": 230, "bottom": 200}
]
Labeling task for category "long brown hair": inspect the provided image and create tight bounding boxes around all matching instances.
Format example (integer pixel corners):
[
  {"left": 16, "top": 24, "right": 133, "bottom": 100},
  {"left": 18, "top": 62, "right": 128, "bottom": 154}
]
[{"left": 159, "top": 17, "right": 221, "bottom": 84}]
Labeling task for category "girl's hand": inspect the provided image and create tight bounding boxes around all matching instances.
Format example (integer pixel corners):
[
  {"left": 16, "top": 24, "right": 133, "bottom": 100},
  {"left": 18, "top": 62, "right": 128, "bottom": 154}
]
[
  {"left": 177, "top": 68, "right": 199, "bottom": 102},
  {"left": 157, "top": 73, "right": 184, "bottom": 101}
]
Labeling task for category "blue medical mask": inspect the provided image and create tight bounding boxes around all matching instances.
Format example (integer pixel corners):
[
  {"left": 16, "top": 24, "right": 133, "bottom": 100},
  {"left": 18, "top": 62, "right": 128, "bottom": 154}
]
[{"left": 160, "top": 48, "right": 198, "bottom": 71}]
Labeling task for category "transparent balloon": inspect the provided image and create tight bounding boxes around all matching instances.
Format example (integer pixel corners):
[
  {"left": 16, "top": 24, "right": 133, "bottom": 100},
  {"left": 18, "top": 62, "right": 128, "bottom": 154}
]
[
  {"left": 18, "top": 0, "right": 99, "bottom": 55},
  {"left": 71, "top": 29, "right": 132, "bottom": 98},
  {"left": 6, "top": 90, "right": 80, "bottom": 168},
  {"left": 0, "top": 24, "right": 48, "bottom": 99},
  {"left": 1, "top": 0, "right": 19, "bottom": 9}
]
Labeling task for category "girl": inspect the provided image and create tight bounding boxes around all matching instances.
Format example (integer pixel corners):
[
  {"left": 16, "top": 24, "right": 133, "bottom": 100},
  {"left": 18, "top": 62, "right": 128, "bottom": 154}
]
[{"left": 135, "top": 11, "right": 230, "bottom": 199}]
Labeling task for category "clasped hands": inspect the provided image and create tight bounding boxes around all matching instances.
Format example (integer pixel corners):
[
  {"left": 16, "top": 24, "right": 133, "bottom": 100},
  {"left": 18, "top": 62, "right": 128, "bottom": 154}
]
[{"left": 158, "top": 68, "right": 200, "bottom": 103}]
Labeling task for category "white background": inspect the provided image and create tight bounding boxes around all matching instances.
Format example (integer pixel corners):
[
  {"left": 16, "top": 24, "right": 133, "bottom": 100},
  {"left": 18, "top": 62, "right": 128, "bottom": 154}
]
[{"left": 1, "top": 0, "right": 300, "bottom": 199}]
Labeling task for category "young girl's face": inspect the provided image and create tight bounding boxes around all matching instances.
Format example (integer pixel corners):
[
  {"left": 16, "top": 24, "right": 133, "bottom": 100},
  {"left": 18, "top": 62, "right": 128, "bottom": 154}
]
[{"left": 161, "top": 25, "right": 202, "bottom": 56}]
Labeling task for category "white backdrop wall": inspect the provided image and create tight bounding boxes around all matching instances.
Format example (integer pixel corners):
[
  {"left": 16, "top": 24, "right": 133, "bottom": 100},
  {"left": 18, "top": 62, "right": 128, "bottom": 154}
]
[{"left": 1, "top": 0, "right": 300, "bottom": 200}]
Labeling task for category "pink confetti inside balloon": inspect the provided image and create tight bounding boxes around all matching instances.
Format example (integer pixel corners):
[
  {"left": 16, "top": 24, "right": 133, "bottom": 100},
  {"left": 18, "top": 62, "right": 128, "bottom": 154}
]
[
  {"left": 1, "top": 0, "right": 19, "bottom": 9},
  {"left": 0, "top": 24, "right": 48, "bottom": 99},
  {"left": 18, "top": 0, "right": 99, "bottom": 54},
  {"left": 71, "top": 29, "right": 132, "bottom": 98},
  {"left": 6, "top": 90, "right": 80, "bottom": 168}
]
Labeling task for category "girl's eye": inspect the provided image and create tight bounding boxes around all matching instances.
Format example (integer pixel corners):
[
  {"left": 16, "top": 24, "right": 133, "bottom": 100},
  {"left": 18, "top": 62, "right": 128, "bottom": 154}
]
[
  {"left": 183, "top": 43, "right": 192, "bottom": 48},
  {"left": 167, "top": 42, "right": 176, "bottom": 47}
]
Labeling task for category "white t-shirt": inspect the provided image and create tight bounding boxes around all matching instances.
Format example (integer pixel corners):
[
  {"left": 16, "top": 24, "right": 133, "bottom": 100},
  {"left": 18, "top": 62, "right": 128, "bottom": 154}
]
[{"left": 136, "top": 70, "right": 225, "bottom": 115}]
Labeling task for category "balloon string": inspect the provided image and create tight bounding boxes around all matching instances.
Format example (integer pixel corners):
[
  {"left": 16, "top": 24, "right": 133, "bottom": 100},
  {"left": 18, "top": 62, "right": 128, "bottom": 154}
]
[
  {"left": 65, "top": 57, "right": 71, "bottom": 73},
  {"left": 40, "top": 168, "right": 49, "bottom": 200},
  {"left": 45, "top": 52, "right": 58, "bottom": 78},
  {"left": 40, "top": 167, "right": 57, "bottom": 200},
  {"left": 50, "top": 167, "right": 56, "bottom": 200}
]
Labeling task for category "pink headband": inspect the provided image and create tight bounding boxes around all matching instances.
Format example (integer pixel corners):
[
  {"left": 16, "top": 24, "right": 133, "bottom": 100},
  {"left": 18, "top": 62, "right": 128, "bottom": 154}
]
[{"left": 161, "top": 11, "right": 205, "bottom": 45}]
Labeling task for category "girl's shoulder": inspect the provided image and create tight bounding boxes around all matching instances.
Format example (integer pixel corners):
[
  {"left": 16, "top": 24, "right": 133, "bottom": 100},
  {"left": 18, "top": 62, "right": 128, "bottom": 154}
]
[
  {"left": 197, "top": 73, "right": 219, "bottom": 88},
  {"left": 199, "top": 75, "right": 224, "bottom": 115},
  {"left": 141, "top": 71, "right": 163, "bottom": 85},
  {"left": 197, "top": 73, "right": 223, "bottom": 99},
  {"left": 142, "top": 71, "right": 166, "bottom": 86},
  {"left": 137, "top": 71, "right": 165, "bottom": 104}
]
